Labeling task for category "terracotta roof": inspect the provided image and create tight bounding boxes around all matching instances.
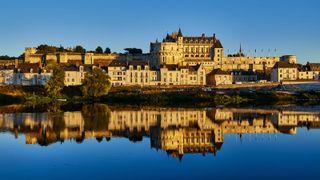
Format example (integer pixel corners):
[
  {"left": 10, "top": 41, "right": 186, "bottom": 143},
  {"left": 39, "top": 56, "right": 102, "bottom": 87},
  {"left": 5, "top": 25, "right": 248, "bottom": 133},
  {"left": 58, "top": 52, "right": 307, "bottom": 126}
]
[
  {"left": 272, "top": 61, "right": 297, "bottom": 69},
  {"left": 208, "top": 68, "right": 230, "bottom": 75}
]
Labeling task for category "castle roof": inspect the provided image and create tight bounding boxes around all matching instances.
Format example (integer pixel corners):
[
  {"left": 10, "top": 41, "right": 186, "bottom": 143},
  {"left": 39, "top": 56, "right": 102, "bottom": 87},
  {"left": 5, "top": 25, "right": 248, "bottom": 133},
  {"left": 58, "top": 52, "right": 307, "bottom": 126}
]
[{"left": 214, "top": 40, "right": 223, "bottom": 48}]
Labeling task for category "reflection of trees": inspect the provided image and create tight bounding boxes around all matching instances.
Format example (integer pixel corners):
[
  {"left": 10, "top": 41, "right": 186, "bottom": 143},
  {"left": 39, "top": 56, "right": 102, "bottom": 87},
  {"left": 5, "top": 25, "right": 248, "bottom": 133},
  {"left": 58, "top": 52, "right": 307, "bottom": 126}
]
[
  {"left": 46, "top": 103, "right": 62, "bottom": 113},
  {"left": 81, "top": 104, "right": 110, "bottom": 131},
  {"left": 36, "top": 112, "right": 65, "bottom": 146}
]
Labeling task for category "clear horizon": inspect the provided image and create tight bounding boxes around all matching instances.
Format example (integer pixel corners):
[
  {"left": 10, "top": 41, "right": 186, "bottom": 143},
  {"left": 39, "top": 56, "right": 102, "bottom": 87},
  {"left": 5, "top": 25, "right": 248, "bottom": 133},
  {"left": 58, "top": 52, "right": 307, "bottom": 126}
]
[{"left": 0, "top": 0, "right": 319, "bottom": 64}]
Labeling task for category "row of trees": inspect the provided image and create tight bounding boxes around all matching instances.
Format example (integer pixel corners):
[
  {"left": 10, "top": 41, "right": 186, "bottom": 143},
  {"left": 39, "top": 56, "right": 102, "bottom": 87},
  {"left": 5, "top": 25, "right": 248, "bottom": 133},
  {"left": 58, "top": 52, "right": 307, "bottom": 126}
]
[
  {"left": 36, "top": 44, "right": 112, "bottom": 54},
  {"left": 35, "top": 44, "right": 144, "bottom": 55},
  {"left": 95, "top": 46, "right": 111, "bottom": 54},
  {"left": 45, "top": 63, "right": 111, "bottom": 100}
]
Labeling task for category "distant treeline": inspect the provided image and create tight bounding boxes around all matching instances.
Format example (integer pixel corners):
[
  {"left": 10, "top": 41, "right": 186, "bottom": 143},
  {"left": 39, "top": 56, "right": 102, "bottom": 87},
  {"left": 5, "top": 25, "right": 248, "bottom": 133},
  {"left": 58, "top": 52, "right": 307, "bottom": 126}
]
[
  {"left": 34, "top": 44, "right": 143, "bottom": 55},
  {"left": 0, "top": 55, "right": 19, "bottom": 60}
]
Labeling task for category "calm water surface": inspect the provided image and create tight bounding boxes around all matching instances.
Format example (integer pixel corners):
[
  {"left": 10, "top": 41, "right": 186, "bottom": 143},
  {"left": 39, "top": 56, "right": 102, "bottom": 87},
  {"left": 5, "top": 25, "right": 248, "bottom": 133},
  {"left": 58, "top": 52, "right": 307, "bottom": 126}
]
[{"left": 0, "top": 104, "right": 320, "bottom": 179}]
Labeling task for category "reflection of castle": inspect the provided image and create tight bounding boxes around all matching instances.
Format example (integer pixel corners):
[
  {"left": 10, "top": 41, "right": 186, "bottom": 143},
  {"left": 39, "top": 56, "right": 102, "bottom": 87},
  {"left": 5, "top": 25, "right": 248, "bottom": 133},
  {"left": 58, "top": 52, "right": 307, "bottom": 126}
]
[{"left": 1, "top": 106, "right": 320, "bottom": 159}]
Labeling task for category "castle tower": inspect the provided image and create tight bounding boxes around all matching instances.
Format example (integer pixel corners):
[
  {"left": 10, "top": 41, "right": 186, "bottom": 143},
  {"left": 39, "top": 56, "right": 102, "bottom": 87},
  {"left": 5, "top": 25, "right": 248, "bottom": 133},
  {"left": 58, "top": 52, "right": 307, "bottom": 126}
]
[{"left": 212, "top": 34, "right": 224, "bottom": 67}]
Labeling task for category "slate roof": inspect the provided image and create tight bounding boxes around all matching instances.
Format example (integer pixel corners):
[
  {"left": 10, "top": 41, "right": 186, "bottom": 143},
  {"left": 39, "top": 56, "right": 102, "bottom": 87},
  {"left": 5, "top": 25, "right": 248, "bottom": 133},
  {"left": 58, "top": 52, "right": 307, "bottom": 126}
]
[
  {"left": 16, "top": 63, "right": 40, "bottom": 73},
  {"left": 208, "top": 68, "right": 230, "bottom": 75},
  {"left": 272, "top": 61, "right": 297, "bottom": 69}
]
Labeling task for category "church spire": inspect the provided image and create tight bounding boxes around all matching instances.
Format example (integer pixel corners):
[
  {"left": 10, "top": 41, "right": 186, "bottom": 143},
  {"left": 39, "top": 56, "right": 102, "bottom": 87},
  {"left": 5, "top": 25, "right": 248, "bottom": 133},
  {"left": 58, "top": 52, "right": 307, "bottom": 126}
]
[{"left": 178, "top": 28, "right": 183, "bottom": 37}]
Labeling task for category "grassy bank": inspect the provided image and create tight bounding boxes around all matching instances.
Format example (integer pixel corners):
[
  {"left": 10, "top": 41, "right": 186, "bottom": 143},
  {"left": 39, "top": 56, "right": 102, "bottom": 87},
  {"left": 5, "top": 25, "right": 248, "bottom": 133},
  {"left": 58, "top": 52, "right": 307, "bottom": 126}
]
[{"left": 0, "top": 85, "right": 319, "bottom": 106}]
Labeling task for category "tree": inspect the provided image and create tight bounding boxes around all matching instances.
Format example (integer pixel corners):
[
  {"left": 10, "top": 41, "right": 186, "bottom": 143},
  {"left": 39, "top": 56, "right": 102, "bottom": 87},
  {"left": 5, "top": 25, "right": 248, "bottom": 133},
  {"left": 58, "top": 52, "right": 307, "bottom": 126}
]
[
  {"left": 74, "top": 45, "right": 86, "bottom": 53},
  {"left": 124, "top": 48, "right": 143, "bottom": 55},
  {"left": 95, "top": 46, "right": 103, "bottom": 54},
  {"left": 45, "top": 63, "right": 65, "bottom": 99},
  {"left": 81, "top": 68, "right": 111, "bottom": 99},
  {"left": 104, "top": 47, "right": 111, "bottom": 54},
  {"left": 36, "top": 44, "right": 57, "bottom": 54}
]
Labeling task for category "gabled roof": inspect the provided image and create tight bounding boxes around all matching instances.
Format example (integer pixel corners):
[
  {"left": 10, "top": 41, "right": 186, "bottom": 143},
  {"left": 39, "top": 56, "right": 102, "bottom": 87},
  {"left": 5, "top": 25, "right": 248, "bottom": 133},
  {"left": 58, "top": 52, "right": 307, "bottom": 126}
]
[
  {"left": 272, "top": 61, "right": 297, "bottom": 69},
  {"left": 127, "top": 60, "right": 149, "bottom": 70},
  {"left": 0, "top": 65, "right": 15, "bottom": 71},
  {"left": 108, "top": 60, "right": 127, "bottom": 67},
  {"left": 208, "top": 68, "right": 230, "bottom": 75},
  {"left": 308, "top": 63, "right": 320, "bottom": 71},
  {"left": 16, "top": 63, "right": 40, "bottom": 73},
  {"left": 63, "top": 64, "right": 78, "bottom": 71}
]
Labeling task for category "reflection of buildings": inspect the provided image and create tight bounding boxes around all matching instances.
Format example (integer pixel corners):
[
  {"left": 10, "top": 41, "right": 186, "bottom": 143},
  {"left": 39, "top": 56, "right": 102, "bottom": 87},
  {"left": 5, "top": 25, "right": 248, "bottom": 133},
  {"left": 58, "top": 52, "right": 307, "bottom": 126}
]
[{"left": 0, "top": 107, "right": 320, "bottom": 159}]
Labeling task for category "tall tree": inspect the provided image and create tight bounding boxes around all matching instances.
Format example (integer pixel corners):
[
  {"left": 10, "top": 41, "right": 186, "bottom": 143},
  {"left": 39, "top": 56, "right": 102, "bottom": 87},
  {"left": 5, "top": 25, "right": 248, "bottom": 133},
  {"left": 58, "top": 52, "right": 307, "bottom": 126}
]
[
  {"left": 95, "top": 46, "right": 103, "bottom": 54},
  {"left": 74, "top": 45, "right": 86, "bottom": 53},
  {"left": 81, "top": 68, "right": 111, "bottom": 99},
  {"left": 45, "top": 63, "right": 65, "bottom": 99},
  {"left": 104, "top": 47, "right": 111, "bottom": 54}
]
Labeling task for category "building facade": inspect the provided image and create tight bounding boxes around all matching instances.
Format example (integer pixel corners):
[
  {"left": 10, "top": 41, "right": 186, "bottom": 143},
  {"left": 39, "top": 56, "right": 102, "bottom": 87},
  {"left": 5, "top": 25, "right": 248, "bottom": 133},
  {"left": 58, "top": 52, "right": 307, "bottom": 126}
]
[
  {"left": 271, "top": 61, "right": 298, "bottom": 82},
  {"left": 150, "top": 29, "right": 297, "bottom": 74},
  {"left": 206, "top": 69, "right": 232, "bottom": 86}
]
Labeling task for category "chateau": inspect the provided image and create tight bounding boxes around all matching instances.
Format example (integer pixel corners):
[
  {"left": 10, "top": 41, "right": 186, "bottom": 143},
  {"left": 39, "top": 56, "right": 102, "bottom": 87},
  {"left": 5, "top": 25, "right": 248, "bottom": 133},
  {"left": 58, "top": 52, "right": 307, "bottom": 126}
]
[{"left": 150, "top": 29, "right": 297, "bottom": 74}]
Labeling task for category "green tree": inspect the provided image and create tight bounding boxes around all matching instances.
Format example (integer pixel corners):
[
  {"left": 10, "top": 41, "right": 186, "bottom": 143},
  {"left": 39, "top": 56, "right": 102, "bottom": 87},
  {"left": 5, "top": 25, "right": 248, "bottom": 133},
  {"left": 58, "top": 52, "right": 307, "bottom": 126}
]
[
  {"left": 45, "top": 64, "right": 65, "bottom": 99},
  {"left": 124, "top": 48, "right": 143, "bottom": 55},
  {"left": 95, "top": 46, "right": 103, "bottom": 54},
  {"left": 74, "top": 45, "right": 86, "bottom": 53},
  {"left": 81, "top": 68, "right": 111, "bottom": 99},
  {"left": 36, "top": 44, "right": 58, "bottom": 54},
  {"left": 104, "top": 47, "right": 111, "bottom": 54}
]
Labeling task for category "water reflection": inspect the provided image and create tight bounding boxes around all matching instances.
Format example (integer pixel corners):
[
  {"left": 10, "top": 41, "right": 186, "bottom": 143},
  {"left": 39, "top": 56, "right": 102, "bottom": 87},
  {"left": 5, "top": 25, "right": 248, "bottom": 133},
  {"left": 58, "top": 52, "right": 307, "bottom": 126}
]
[{"left": 0, "top": 104, "right": 319, "bottom": 159}]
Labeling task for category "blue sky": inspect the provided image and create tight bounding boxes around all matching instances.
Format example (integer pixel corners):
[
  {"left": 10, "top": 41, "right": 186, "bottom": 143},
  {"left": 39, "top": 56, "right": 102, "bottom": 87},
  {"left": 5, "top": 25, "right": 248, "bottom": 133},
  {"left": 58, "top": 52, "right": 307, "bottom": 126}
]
[{"left": 0, "top": 0, "right": 319, "bottom": 64}]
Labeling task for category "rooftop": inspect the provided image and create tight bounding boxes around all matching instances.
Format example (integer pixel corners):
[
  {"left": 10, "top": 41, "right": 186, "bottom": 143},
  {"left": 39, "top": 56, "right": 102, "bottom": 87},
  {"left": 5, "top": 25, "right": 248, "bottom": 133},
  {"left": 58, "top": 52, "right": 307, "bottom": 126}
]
[
  {"left": 272, "top": 61, "right": 298, "bottom": 69},
  {"left": 208, "top": 68, "right": 230, "bottom": 75}
]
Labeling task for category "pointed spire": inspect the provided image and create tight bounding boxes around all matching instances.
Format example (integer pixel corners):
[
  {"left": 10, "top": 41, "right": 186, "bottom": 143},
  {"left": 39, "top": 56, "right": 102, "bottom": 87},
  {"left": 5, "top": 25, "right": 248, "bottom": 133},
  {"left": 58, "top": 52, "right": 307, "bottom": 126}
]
[
  {"left": 213, "top": 33, "right": 216, "bottom": 41},
  {"left": 239, "top": 43, "right": 243, "bottom": 54},
  {"left": 178, "top": 28, "right": 183, "bottom": 37},
  {"left": 166, "top": 33, "right": 170, "bottom": 40}
]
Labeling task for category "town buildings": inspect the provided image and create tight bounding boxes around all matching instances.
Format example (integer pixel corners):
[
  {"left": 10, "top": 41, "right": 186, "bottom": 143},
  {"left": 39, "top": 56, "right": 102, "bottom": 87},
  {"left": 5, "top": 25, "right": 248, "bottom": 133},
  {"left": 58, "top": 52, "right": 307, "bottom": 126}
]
[
  {"left": 271, "top": 61, "right": 320, "bottom": 82},
  {"left": 0, "top": 29, "right": 318, "bottom": 87},
  {"left": 206, "top": 69, "right": 232, "bottom": 86}
]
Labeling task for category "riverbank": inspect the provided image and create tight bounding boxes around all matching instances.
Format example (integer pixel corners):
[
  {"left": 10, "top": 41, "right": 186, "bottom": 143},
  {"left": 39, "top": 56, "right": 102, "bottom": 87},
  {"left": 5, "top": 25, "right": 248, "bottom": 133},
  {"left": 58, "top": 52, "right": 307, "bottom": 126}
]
[{"left": 0, "top": 87, "right": 319, "bottom": 107}]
